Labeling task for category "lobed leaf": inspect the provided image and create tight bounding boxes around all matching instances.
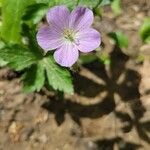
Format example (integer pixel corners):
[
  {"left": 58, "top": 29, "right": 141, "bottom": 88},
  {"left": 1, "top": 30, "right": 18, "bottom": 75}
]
[
  {"left": 78, "top": 0, "right": 111, "bottom": 8},
  {"left": 23, "top": 3, "right": 48, "bottom": 24},
  {"left": 0, "top": 45, "right": 42, "bottom": 71},
  {"left": 23, "top": 55, "right": 74, "bottom": 94},
  {"left": 42, "top": 56, "right": 74, "bottom": 94},
  {"left": 22, "top": 62, "right": 45, "bottom": 92},
  {"left": 78, "top": 0, "right": 102, "bottom": 8},
  {"left": 54, "top": 0, "right": 77, "bottom": 8}
]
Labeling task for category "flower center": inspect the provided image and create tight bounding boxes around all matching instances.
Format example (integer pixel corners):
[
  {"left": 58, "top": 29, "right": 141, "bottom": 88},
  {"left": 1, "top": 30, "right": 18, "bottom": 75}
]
[{"left": 63, "top": 29, "right": 75, "bottom": 42}]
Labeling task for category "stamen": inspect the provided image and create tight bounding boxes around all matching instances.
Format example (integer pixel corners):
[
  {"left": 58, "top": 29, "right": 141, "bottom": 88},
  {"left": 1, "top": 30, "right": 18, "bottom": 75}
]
[{"left": 63, "top": 29, "right": 75, "bottom": 42}]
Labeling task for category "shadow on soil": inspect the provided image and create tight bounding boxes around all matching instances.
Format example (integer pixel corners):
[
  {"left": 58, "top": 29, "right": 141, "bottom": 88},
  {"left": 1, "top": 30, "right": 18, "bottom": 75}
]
[
  {"left": 95, "top": 137, "right": 141, "bottom": 150},
  {"left": 42, "top": 45, "right": 150, "bottom": 149}
]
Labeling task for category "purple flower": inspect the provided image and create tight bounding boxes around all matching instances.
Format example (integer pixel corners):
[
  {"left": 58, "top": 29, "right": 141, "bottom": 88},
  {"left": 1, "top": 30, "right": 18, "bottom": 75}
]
[{"left": 37, "top": 5, "right": 101, "bottom": 67}]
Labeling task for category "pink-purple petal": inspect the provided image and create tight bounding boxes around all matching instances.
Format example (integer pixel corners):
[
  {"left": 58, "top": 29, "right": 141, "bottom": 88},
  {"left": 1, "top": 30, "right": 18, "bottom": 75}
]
[
  {"left": 46, "top": 5, "right": 70, "bottom": 31},
  {"left": 69, "top": 7, "right": 94, "bottom": 31},
  {"left": 76, "top": 28, "right": 101, "bottom": 52},
  {"left": 36, "top": 26, "right": 63, "bottom": 51},
  {"left": 54, "top": 43, "right": 79, "bottom": 67}
]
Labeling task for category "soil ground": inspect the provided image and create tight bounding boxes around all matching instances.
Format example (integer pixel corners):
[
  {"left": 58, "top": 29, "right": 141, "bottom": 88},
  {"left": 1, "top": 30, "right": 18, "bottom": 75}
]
[{"left": 0, "top": 0, "right": 150, "bottom": 149}]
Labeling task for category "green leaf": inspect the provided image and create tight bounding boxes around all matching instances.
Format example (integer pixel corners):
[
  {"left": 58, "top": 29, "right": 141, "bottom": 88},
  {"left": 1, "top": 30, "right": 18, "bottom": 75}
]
[
  {"left": 0, "top": 0, "right": 2, "bottom": 7},
  {"left": 0, "top": 41, "right": 8, "bottom": 67},
  {"left": 36, "top": 0, "right": 49, "bottom": 3},
  {"left": 108, "top": 32, "right": 128, "bottom": 48},
  {"left": 42, "top": 56, "right": 74, "bottom": 94},
  {"left": 111, "top": 0, "right": 122, "bottom": 15},
  {"left": 78, "top": 0, "right": 101, "bottom": 8},
  {"left": 22, "top": 24, "right": 43, "bottom": 56},
  {"left": 100, "top": 0, "right": 111, "bottom": 6},
  {"left": 1, "top": 0, "right": 35, "bottom": 43},
  {"left": 22, "top": 62, "right": 45, "bottom": 92},
  {"left": 99, "top": 53, "right": 111, "bottom": 65},
  {"left": 0, "top": 45, "right": 42, "bottom": 70},
  {"left": 35, "top": 0, "right": 76, "bottom": 9},
  {"left": 23, "top": 55, "right": 74, "bottom": 93},
  {"left": 78, "top": 0, "right": 111, "bottom": 8},
  {"left": 23, "top": 3, "right": 48, "bottom": 24},
  {"left": 139, "top": 18, "right": 150, "bottom": 43},
  {"left": 0, "top": 58, "right": 8, "bottom": 67},
  {"left": 55, "top": 0, "right": 77, "bottom": 9},
  {"left": 79, "top": 54, "right": 97, "bottom": 64}
]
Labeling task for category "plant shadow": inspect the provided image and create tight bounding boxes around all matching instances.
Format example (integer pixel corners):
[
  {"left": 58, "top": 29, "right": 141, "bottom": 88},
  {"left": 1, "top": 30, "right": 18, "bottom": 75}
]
[
  {"left": 42, "top": 45, "right": 150, "bottom": 148},
  {"left": 95, "top": 137, "right": 141, "bottom": 150}
]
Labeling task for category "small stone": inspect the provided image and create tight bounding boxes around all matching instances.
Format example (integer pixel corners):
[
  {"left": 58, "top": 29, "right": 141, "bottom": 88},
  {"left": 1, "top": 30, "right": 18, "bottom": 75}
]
[
  {"left": 21, "top": 128, "right": 34, "bottom": 141},
  {"left": 85, "top": 141, "right": 98, "bottom": 150},
  {"left": 8, "top": 121, "right": 24, "bottom": 142},
  {"left": 34, "top": 110, "right": 49, "bottom": 124},
  {"left": 38, "top": 134, "right": 48, "bottom": 144}
]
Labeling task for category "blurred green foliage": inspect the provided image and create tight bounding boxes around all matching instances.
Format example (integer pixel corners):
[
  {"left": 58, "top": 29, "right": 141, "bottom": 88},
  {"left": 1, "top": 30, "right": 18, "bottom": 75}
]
[
  {"left": 22, "top": 3, "right": 48, "bottom": 25},
  {"left": 111, "top": 0, "right": 121, "bottom": 15},
  {"left": 108, "top": 32, "right": 128, "bottom": 48},
  {"left": 139, "top": 18, "right": 150, "bottom": 44},
  {"left": 79, "top": 54, "right": 97, "bottom": 64},
  {"left": 1, "top": 0, "right": 35, "bottom": 43},
  {"left": 99, "top": 53, "right": 111, "bottom": 65}
]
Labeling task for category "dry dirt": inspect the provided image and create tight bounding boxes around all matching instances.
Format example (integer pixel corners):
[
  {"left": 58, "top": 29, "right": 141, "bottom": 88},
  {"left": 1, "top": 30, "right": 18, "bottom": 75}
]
[{"left": 0, "top": 0, "right": 150, "bottom": 150}]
